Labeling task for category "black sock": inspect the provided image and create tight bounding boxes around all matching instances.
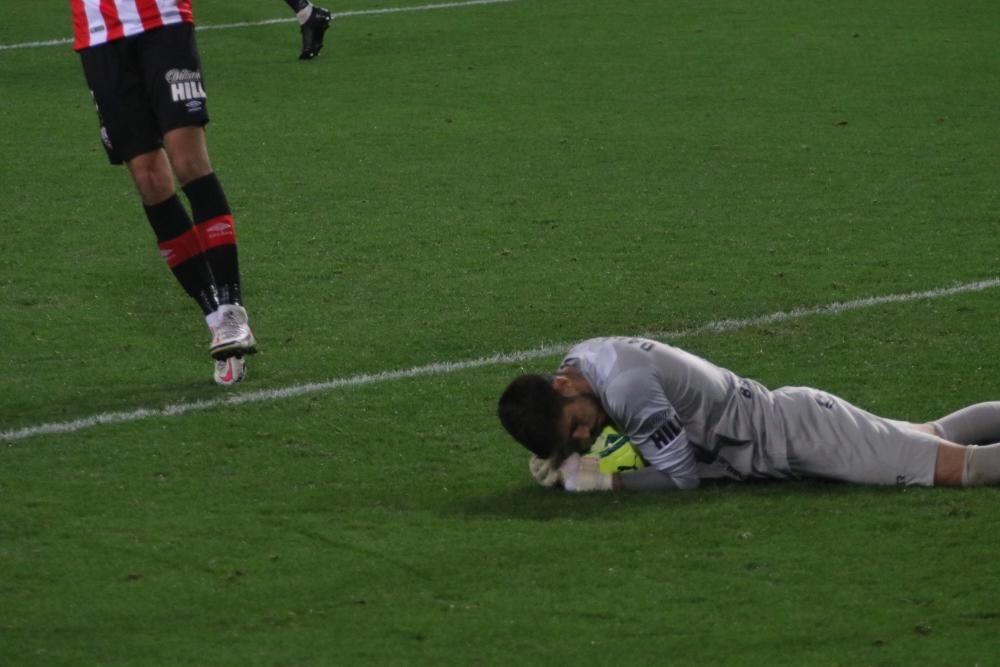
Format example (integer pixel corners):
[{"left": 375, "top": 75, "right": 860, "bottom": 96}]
[
  {"left": 143, "top": 195, "right": 219, "bottom": 315},
  {"left": 182, "top": 173, "right": 243, "bottom": 306},
  {"left": 285, "top": 0, "right": 310, "bottom": 12}
]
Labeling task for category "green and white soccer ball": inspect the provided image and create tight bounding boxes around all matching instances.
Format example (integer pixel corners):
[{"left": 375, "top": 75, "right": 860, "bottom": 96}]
[{"left": 588, "top": 426, "right": 646, "bottom": 474}]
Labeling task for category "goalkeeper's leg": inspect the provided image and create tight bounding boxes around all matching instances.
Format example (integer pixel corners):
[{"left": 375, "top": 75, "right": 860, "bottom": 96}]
[
  {"left": 962, "top": 443, "right": 1000, "bottom": 486},
  {"left": 933, "top": 441, "right": 1000, "bottom": 487},
  {"left": 929, "top": 402, "right": 1000, "bottom": 444}
]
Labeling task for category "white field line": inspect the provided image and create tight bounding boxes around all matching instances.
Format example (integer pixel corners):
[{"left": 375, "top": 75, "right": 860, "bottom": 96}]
[
  {"left": 2, "top": 278, "right": 998, "bottom": 443},
  {"left": 0, "top": 0, "right": 516, "bottom": 51}
]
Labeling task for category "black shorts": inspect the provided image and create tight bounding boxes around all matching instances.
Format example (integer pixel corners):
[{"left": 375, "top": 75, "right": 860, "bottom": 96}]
[{"left": 79, "top": 23, "right": 210, "bottom": 165}]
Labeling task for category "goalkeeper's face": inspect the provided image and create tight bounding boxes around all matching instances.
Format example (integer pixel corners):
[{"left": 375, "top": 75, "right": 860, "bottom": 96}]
[{"left": 557, "top": 392, "right": 607, "bottom": 457}]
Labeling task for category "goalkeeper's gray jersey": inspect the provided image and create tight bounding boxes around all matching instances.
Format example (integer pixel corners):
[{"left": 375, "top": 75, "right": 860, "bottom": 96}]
[{"left": 561, "top": 337, "right": 939, "bottom": 486}]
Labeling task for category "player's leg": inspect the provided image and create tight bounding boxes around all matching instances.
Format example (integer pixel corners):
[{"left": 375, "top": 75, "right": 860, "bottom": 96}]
[
  {"left": 140, "top": 130, "right": 251, "bottom": 384},
  {"left": 162, "top": 127, "right": 236, "bottom": 305},
  {"left": 127, "top": 148, "right": 222, "bottom": 318},
  {"left": 778, "top": 387, "right": 940, "bottom": 486},
  {"left": 163, "top": 126, "right": 256, "bottom": 364},
  {"left": 144, "top": 24, "right": 255, "bottom": 383},
  {"left": 130, "top": 152, "right": 238, "bottom": 385},
  {"left": 79, "top": 37, "right": 222, "bottom": 335},
  {"left": 904, "top": 403, "right": 1000, "bottom": 486},
  {"left": 932, "top": 441, "right": 1000, "bottom": 487},
  {"left": 285, "top": 0, "right": 333, "bottom": 60},
  {"left": 164, "top": 129, "right": 255, "bottom": 383},
  {"left": 127, "top": 148, "right": 176, "bottom": 204},
  {"left": 829, "top": 398, "right": 1000, "bottom": 487},
  {"left": 927, "top": 402, "right": 1000, "bottom": 444},
  {"left": 932, "top": 442, "right": 967, "bottom": 486},
  {"left": 779, "top": 389, "right": 1000, "bottom": 488}
]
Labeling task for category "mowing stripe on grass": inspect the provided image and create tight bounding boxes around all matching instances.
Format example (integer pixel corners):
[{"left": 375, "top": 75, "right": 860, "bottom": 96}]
[
  {"left": 2, "top": 278, "right": 997, "bottom": 443},
  {"left": 0, "top": 0, "right": 517, "bottom": 51}
]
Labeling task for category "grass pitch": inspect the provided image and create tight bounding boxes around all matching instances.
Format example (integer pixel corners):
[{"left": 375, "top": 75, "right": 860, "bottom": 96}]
[{"left": 1, "top": 1, "right": 999, "bottom": 665}]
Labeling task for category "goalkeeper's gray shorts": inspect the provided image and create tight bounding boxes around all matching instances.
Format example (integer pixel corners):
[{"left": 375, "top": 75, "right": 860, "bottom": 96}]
[{"left": 774, "top": 387, "right": 938, "bottom": 486}]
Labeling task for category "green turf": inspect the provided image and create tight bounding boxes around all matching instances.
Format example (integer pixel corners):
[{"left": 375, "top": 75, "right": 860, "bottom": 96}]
[{"left": 2, "top": 0, "right": 999, "bottom": 664}]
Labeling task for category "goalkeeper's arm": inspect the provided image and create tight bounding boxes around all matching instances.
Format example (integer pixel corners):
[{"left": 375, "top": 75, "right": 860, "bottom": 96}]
[
  {"left": 617, "top": 466, "right": 696, "bottom": 491},
  {"left": 557, "top": 454, "right": 698, "bottom": 492}
]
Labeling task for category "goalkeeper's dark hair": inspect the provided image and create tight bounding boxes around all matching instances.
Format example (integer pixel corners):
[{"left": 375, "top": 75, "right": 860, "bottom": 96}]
[{"left": 497, "top": 373, "right": 567, "bottom": 459}]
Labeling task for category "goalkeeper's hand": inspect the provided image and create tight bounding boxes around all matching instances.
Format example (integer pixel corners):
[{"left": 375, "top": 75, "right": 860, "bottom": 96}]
[
  {"left": 529, "top": 455, "right": 561, "bottom": 488},
  {"left": 558, "top": 453, "right": 614, "bottom": 492}
]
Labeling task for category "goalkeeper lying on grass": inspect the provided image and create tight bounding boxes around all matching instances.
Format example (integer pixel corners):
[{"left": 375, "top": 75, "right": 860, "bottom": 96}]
[{"left": 498, "top": 337, "right": 1000, "bottom": 492}]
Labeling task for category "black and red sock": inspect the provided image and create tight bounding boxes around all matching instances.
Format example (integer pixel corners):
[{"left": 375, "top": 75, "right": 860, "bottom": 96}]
[
  {"left": 284, "top": 0, "right": 311, "bottom": 14},
  {"left": 182, "top": 173, "right": 243, "bottom": 306},
  {"left": 143, "top": 195, "right": 219, "bottom": 315}
]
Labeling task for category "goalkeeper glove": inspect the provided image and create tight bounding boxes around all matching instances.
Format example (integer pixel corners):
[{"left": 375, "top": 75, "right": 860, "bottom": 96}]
[
  {"left": 559, "top": 453, "right": 614, "bottom": 492},
  {"left": 529, "top": 455, "right": 561, "bottom": 488}
]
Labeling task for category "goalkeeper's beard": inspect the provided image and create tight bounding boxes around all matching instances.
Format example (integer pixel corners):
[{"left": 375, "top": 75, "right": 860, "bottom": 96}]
[
  {"left": 557, "top": 392, "right": 608, "bottom": 462},
  {"left": 580, "top": 390, "right": 608, "bottom": 442}
]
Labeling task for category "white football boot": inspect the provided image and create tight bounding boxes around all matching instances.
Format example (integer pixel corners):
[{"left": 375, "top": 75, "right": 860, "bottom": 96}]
[
  {"left": 213, "top": 355, "right": 247, "bottom": 386},
  {"left": 212, "top": 357, "right": 247, "bottom": 387},
  {"left": 209, "top": 304, "right": 257, "bottom": 360}
]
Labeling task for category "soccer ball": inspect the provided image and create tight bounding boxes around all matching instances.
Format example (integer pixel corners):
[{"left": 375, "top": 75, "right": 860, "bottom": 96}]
[{"left": 588, "top": 426, "right": 646, "bottom": 474}]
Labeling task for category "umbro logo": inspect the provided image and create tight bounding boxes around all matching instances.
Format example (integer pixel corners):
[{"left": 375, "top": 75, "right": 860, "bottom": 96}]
[{"left": 202, "top": 220, "right": 233, "bottom": 242}]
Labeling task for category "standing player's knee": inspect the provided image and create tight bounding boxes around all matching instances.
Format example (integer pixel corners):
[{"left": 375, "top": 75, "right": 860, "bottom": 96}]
[
  {"left": 127, "top": 152, "right": 176, "bottom": 205},
  {"left": 168, "top": 153, "right": 211, "bottom": 185},
  {"left": 163, "top": 127, "right": 212, "bottom": 185}
]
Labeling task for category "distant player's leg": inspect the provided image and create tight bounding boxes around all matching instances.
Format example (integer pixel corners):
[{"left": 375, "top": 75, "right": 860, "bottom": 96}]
[{"left": 285, "top": 0, "right": 333, "bottom": 60}]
